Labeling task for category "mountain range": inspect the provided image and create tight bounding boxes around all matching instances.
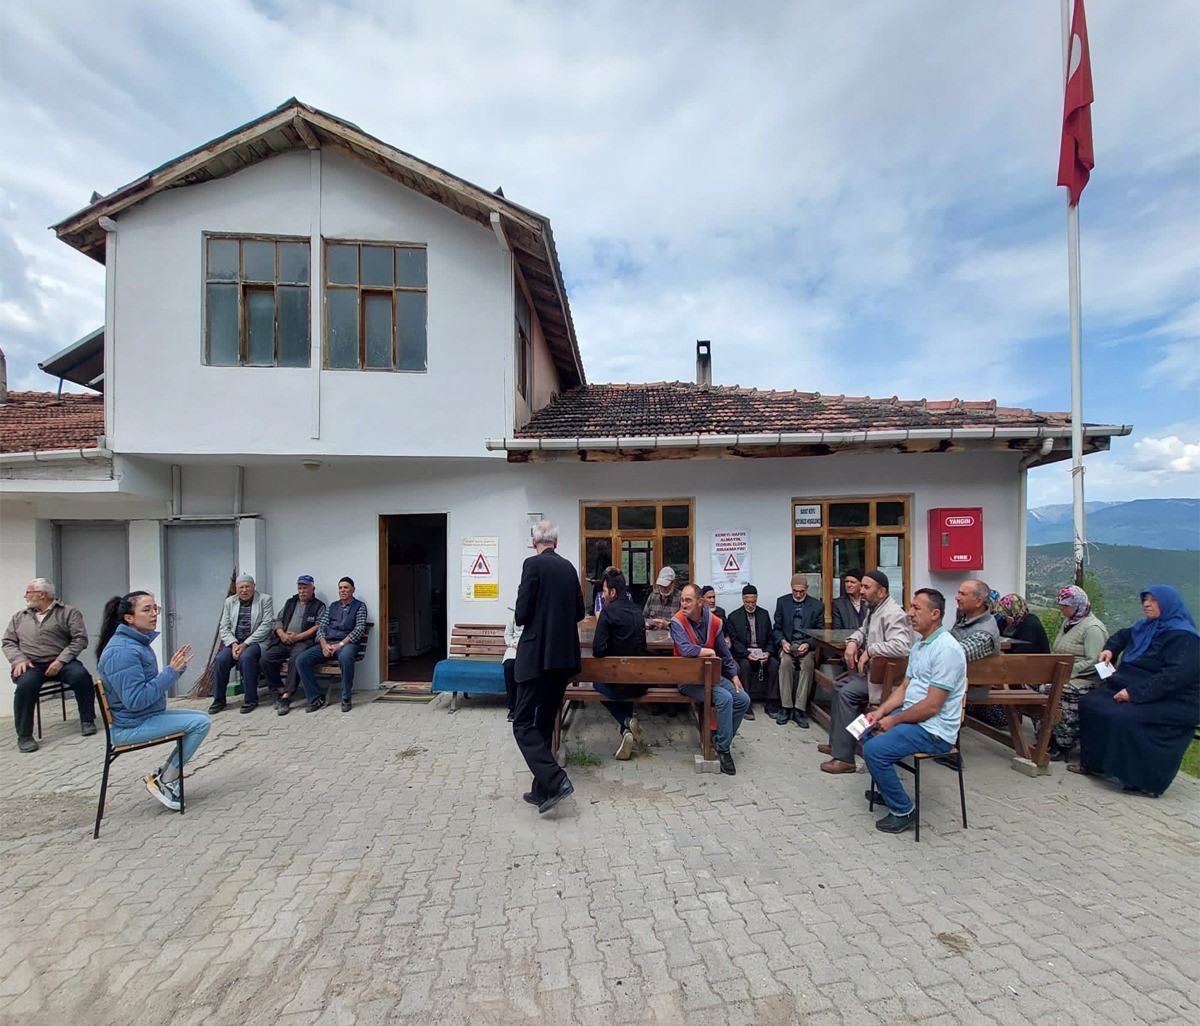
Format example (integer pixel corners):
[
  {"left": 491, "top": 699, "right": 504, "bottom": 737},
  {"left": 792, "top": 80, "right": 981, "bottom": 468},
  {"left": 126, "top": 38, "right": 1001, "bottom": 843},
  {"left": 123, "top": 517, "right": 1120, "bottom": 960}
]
[{"left": 1026, "top": 498, "right": 1200, "bottom": 550}]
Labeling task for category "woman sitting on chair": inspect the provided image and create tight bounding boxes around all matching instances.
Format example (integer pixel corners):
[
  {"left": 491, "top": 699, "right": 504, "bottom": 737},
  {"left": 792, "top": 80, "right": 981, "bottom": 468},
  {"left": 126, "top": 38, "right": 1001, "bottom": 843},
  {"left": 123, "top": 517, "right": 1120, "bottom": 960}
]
[
  {"left": 1068, "top": 584, "right": 1199, "bottom": 797},
  {"left": 96, "top": 592, "right": 211, "bottom": 811}
]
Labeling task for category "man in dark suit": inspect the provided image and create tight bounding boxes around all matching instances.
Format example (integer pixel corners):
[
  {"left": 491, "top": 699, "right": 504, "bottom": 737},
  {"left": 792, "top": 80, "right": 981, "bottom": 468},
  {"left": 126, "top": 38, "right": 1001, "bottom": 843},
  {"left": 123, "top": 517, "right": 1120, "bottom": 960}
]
[
  {"left": 831, "top": 569, "right": 868, "bottom": 631},
  {"left": 772, "top": 573, "right": 826, "bottom": 728},
  {"left": 513, "top": 519, "right": 585, "bottom": 814},
  {"left": 592, "top": 567, "right": 648, "bottom": 760},
  {"left": 725, "top": 584, "right": 778, "bottom": 720}
]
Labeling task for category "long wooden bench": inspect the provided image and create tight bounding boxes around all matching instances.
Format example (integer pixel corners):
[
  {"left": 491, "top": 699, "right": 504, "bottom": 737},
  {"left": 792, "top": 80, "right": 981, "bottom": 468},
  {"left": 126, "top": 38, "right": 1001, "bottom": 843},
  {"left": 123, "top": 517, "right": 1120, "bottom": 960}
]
[
  {"left": 553, "top": 655, "right": 722, "bottom": 764},
  {"left": 431, "top": 623, "right": 507, "bottom": 710},
  {"left": 230, "top": 622, "right": 373, "bottom": 702}
]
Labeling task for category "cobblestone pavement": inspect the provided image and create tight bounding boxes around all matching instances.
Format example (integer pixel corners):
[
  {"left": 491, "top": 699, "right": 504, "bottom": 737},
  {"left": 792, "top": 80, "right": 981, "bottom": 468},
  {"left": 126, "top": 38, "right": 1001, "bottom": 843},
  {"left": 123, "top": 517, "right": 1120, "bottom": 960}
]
[{"left": 1, "top": 692, "right": 1198, "bottom": 1026}]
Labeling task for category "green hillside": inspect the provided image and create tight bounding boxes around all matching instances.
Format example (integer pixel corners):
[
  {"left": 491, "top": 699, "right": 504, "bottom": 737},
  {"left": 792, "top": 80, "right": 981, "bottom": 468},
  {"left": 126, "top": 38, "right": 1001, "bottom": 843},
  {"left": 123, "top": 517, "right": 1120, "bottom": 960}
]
[{"left": 1026, "top": 543, "right": 1200, "bottom": 629}]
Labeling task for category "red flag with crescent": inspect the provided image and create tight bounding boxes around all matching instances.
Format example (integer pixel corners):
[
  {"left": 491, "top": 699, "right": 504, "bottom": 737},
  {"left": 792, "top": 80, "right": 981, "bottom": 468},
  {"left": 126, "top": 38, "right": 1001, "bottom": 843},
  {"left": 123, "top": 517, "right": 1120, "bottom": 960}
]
[{"left": 1057, "top": 0, "right": 1094, "bottom": 206}]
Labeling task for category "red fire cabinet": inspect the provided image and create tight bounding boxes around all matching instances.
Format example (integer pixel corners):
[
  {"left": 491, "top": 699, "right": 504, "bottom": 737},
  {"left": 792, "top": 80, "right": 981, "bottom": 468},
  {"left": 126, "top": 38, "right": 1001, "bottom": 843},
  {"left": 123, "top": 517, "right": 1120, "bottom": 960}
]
[{"left": 928, "top": 507, "right": 984, "bottom": 571}]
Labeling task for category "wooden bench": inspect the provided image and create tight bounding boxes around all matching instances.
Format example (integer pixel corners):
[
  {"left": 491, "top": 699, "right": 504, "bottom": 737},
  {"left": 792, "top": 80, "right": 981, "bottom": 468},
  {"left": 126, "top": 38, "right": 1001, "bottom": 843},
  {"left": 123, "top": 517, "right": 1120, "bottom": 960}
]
[
  {"left": 431, "top": 623, "right": 507, "bottom": 710},
  {"left": 553, "top": 656, "right": 722, "bottom": 765}
]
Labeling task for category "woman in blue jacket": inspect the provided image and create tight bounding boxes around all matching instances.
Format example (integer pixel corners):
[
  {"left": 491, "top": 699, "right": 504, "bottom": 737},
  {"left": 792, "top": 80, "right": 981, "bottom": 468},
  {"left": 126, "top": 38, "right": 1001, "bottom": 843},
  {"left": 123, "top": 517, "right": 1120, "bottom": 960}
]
[{"left": 96, "top": 591, "right": 210, "bottom": 811}]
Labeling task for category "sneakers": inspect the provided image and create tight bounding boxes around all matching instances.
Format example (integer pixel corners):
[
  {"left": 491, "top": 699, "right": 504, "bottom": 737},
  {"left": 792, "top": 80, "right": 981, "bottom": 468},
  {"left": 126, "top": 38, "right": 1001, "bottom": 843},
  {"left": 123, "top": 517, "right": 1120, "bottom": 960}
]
[
  {"left": 276, "top": 696, "right": 291, "bottom": 716},
  {"left": 615, "top": 728, "right": 635, "bottom": 761},
  {"left": 17, "top": 736, "right": 38, "bottom": 753},
  {"left": 207, "top": 700, "right": 227, "bottom": 714},
  {"left": 627, "top": 715, "right": 644, "bottom": 743},
  {"left": 717, "top": 749, "right": 736, "bottom": 775},
  {"left": 875, "top": 810, "right": 916, "bottom": 834},
  {"left": 81, "top": 721, "right": 97, "bottom": 736},
  {"left": 144, "top": 773, "right": 182, "bottom": 811},
  {"left": 307, "top": 696, "right": 327, "bottom": 713},
  {"left": 341, "top": 699, "right": 352, "bottom": 713}
]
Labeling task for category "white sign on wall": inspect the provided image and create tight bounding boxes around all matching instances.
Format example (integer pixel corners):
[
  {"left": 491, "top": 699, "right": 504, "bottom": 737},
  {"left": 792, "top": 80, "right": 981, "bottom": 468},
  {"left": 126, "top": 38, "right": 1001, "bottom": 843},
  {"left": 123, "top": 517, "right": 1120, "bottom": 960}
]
[
  {"left": 711, "top": 530, "right": 752, "bottom": 590},
  {"left": 794, "top": 504, "right": 822, "bottom": 529},
  {"left": 461, "top": 535, "right": 499, "bottom": 601}
]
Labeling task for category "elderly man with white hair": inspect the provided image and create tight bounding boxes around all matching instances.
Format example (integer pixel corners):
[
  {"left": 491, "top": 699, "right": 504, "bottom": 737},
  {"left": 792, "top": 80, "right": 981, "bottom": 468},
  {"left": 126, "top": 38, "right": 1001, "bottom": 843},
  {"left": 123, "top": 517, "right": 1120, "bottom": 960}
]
[
  {"left": 209, "top": 573, "right": 274, "bottom": 714},
  {"left": 2, "top": 578, "right": 95, "bottom": 753}
]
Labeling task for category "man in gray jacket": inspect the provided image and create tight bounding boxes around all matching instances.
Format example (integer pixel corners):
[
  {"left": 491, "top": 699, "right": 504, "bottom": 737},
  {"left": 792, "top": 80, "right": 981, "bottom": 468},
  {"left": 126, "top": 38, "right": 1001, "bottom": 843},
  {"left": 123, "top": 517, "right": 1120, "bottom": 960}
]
[
  {"left": 3, "top": 578, "right": 94, "bottom": 752},
  {"left": 819, "top": 570, "right": 914, "bottom": 774},
  {"left": 210, "top": 573, "right": 274, "bottom": 714}
]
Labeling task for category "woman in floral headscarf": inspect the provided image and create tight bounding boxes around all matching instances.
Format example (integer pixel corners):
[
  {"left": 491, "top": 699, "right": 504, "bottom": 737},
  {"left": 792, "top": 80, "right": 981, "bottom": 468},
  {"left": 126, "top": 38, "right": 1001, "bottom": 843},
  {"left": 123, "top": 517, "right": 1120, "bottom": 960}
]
[
  {"left": 1044, "top": 585, "right": 1107, "bottom": 761},
  {"left": 996, "top": 594, "right": 1050, "bottom": 654},
  {"left": 1070, "top": 585, "right": 1199, "bottom": 797}
]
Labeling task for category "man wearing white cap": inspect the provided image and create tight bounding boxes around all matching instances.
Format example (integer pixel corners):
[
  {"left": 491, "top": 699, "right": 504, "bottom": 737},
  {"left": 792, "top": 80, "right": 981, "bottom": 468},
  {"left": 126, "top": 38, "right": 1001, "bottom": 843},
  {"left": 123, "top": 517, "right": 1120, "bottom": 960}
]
[
  {"left": 643, "top": 566, "right": 682, "bottom": 630},
  {"left": 210, "top": 573, "right": 274, "bottom": 714}
]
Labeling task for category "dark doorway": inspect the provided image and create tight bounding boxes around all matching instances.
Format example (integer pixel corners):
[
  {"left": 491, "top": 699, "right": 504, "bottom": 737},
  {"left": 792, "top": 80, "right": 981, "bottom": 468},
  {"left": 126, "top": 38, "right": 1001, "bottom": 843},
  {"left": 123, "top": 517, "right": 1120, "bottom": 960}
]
[{"left": 379, "top": 513, "right": 447, "bottom": 682}]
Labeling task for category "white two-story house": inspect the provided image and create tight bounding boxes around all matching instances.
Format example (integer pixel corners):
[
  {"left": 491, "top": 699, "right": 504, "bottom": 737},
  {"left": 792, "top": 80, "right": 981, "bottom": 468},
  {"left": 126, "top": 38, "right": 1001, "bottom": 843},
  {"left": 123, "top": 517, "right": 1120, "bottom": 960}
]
[{"left": 0, "top": 99, "right": 1129, "bottom": 705}]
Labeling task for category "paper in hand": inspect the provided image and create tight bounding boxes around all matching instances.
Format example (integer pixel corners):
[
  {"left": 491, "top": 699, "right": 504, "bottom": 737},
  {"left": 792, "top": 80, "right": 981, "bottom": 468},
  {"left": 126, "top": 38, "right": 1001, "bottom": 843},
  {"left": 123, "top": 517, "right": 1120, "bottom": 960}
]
[
  {"left": 1095, "top": 661, "right": 1115, "bottom": 680},
  {"left": 846, "top": 713, "right": 871, "bottom": 740}
]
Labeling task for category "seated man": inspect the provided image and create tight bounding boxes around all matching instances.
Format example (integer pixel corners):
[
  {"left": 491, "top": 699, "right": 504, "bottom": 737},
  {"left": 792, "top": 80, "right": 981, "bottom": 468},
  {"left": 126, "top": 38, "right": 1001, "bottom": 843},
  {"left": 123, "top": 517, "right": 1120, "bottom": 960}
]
[
  {"left": 820, "top": 569, "right": 914, "bottom": 773},
  {"left": 669, "top": 583, "right": 751, "bottom": 776},
  {"left": 298, "top": 577, "right": 368, "bottom": 713},
  {"left": 261, "top": 574, "right": 326, "bottom": 715},
  {"left": 643, "top": 566, "right": 681, "bottom": 629},
  {"left": 772, "top": 573, "right": 826, "bottom": 728},
  {"left": 3, "top": 578, "right": 95, "bottom": 752},
  {"left": 725, "top": 584, "right": 778, "bottom": 721},
  {"left": 209, "top": 573, "right": 274, "bottom": 714},
  {"left": 831, "top": 569, "right": 868, "bottom": 631},
  {"left": 862, "top": 588, "right": 967, "bottom": 834},
  {"left": 591, "top": 568, "right": 648, "bottom": 760}
]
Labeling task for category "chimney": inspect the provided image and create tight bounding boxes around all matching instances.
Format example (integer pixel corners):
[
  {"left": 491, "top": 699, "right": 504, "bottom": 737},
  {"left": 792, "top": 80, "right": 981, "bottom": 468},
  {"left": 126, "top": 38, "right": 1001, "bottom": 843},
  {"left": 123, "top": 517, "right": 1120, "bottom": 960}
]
[
  {"left": 696, "top": 339, "right": 712, "bottom": 386},
  {"left": 0, "top": 347, "right": 7, "bottom": 404}
]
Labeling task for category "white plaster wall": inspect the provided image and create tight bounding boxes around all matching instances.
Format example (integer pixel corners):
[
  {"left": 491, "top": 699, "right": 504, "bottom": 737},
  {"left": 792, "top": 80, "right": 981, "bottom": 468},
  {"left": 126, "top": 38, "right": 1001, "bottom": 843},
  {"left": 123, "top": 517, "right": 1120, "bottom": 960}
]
[{"left": 109, "top": 150, "right": 514, "bottom": 458}]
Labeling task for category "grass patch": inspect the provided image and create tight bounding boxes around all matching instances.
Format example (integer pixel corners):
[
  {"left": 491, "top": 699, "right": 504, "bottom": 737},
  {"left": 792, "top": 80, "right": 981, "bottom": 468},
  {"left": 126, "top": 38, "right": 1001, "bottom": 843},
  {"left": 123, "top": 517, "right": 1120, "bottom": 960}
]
[
  {"left": 565, "top": 742, "right": 602, "bottom": 768},
  {"left": 1180, "top": 739, "right": 1199, "bottom": 779},
  {"left": 396, "top": 746, "right": 426, "bottom": 760}
]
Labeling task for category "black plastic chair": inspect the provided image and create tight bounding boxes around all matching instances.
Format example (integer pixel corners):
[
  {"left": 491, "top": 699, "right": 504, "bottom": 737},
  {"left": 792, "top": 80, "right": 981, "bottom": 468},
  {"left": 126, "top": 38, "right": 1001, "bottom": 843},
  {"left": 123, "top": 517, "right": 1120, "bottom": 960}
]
[
  {"left": 34, "top": 677, "right": 70, "bottom": 739},
  {"left": 94, "top": 677, "right": 186, "bottom": 839}
]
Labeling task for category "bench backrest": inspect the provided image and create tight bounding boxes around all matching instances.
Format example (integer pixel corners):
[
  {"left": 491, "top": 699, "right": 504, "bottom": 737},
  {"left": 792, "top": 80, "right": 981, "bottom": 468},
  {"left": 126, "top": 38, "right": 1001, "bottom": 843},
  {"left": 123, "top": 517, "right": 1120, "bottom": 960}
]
[
  {"left": 449, "top": 623, "right": 506, "bottom": 661},
  {"left": 965, "top": 653, "right": 1073, "bottom": 688},
  {"left": 573, "top": 655, "right": 721, "bottom": 687}
]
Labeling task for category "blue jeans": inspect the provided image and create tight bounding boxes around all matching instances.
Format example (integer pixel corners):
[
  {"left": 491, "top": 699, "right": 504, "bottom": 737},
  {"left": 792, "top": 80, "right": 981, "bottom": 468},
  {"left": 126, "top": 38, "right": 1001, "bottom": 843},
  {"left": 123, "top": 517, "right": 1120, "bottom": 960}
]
[
  {"left": 212, "top": 643, "right": 263, "bottom": 705},
  {"left": 862, "top": 723, "right": 953, "bottom": 815},
  {"left": 593, "top": 681, "right": 638, "bottom": 732},
  {"left": 297, "top": 643, "right": 359, "bottom": 702},
  {"left": 112, "top": 710, "right": 211, "bottom": 777},
  {"left": 678, "top": 677, "right": 750, "bottom": 753}
]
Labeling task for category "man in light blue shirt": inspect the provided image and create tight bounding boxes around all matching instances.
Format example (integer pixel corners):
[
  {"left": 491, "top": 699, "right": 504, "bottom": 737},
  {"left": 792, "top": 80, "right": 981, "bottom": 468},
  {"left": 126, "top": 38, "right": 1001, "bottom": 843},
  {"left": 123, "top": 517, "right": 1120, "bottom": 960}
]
[{"left": 862, "top": 587, "right": 967, "bottom": 834}]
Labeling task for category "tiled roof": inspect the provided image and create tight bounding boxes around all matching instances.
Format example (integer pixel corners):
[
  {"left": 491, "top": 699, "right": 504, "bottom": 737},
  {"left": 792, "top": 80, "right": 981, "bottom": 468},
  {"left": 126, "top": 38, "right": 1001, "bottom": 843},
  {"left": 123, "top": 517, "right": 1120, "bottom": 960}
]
[
  {"left": 0, "top": 392, "right": 105, "bottom": 455},
  {"left": 517, "top": 382, "right": 1076, "bottom": 438}
]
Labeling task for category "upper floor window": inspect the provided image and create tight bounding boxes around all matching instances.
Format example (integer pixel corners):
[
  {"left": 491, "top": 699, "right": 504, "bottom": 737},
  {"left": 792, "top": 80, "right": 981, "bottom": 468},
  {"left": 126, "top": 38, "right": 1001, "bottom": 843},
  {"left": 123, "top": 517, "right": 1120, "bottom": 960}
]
[
  {"left": 325, "top": 242, "right": 427, "bottom": 372},
  {"left": 205, "top": 236, "right": 310, "bottom": 367},
  {"left": 516, "top": 285, "right": 532, "bottom": 401}
]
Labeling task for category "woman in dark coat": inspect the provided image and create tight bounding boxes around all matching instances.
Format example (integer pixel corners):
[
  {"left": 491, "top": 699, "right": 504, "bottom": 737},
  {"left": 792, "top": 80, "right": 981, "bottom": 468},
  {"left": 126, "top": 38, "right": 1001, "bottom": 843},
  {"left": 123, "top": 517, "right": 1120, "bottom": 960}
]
[
  {"left": 1068, "top": 584, "right": 1200, "bottom": 797},
  {"left": 996, "top": 594, "right": 1051, "bottom": 654}
]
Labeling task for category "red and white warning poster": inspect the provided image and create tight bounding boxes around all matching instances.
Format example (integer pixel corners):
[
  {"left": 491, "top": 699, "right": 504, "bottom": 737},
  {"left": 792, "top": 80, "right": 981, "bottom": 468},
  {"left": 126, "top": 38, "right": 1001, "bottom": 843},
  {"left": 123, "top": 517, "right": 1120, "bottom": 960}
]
[
  {"left": 711, "top": 530, "right": 751, "bottom": 591},
  {"left": 461, "top": 535, "right": 500, "bottom": 601}
]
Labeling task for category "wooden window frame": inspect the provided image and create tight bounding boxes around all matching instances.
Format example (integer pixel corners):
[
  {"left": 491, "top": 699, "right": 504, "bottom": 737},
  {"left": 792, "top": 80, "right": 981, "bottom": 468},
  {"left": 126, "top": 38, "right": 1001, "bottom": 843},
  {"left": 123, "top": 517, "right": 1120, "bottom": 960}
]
[
  {"left": 791, "top": 495, "right": 912, "bottom": 623},
  {"left": 579, "top": 498, "right": 695, "bottom": 604},
  {"left": 203, "top": 234, "right": 311, "bottom": 367},
  {"left": 323, "top": 240, "right": 428, "bottom": 372}
]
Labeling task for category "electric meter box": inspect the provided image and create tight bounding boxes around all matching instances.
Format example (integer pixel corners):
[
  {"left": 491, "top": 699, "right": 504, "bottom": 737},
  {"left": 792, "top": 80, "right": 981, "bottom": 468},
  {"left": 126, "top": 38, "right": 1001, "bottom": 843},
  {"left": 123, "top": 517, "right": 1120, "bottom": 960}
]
[{"left": 928, "top": 507, "right": 984, "bottom": 571}]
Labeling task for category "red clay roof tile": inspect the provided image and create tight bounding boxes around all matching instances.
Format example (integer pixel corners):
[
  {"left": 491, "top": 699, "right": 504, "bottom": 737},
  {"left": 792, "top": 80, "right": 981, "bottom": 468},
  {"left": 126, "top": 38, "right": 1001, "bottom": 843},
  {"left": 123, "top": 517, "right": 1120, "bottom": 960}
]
[{"left": 0, "top": 392, "right": 105, "bottom": 455}]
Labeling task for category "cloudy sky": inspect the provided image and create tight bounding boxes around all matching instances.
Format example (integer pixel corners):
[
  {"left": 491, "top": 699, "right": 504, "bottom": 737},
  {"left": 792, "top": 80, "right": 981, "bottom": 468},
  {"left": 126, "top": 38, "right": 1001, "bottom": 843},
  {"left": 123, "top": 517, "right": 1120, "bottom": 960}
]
[{"left": 1, "top": 0, "right": 1197, "bottom": 507}]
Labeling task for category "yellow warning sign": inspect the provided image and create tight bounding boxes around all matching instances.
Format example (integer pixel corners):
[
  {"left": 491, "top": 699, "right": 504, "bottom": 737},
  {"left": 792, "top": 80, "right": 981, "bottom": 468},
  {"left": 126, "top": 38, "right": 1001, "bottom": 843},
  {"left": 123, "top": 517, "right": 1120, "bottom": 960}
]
[{"left": 473, "top": 582, "right": 499, "bottom": 600}]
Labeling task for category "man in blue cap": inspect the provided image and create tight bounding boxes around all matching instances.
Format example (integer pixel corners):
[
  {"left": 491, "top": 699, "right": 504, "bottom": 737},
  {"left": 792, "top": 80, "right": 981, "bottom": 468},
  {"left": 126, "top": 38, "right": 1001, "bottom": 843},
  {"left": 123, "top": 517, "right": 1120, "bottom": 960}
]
[{"left": 262, "top": 575, "right": 326, "bottom": 715}]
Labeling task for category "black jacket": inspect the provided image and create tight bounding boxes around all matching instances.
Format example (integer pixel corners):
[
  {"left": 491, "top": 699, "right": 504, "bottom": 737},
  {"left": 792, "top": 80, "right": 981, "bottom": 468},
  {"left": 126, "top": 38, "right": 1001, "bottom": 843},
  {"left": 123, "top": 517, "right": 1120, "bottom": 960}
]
[
  {"left": 592, "top": 597, "right": 647, "bottom": 658},
  {"left": 772, "top": 594, "right": 826, "bottom": 648},
  {"left": 272, "top": 595, "right": 326, "bottom": 644},
  {"left": 725, "top": 606, "right": 774, "bottom": 660},
  {"left": 831, "top": 595, "right": 867, "bottom": 631},
  {"left": 514, "top": 548, "right": 585, "bottom": 682}
]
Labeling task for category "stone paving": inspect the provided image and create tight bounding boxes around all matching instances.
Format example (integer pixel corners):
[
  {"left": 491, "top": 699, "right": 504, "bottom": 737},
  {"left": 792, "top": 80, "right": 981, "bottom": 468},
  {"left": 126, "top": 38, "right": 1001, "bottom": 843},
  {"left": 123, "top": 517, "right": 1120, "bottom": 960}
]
[{"left": 1, "top": 691, "right": 1198, "bottom": 1026}]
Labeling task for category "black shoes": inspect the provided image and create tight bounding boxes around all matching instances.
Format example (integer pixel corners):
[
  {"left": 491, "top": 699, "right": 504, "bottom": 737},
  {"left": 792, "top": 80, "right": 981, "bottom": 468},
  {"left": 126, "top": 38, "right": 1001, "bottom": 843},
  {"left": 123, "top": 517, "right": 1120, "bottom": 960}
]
[
  {"left": 81, "top": 721, "right": 97, "bottom": 736},
  {"left": 522, "top": 791, "right": 543, "bottom": 806},
  {"left": 507, "top": 710, "right": 515, "bottom": 722},
  {"left": 774, "top": 708, "right": 791, "bottom": 725},
  {"left": 276, "top": 696, "right": 291, "bottom": 715},
  {"left": 307, "top": 696, "right": 326, "bottom": 713},
  {"left": 864, "top": 787, "right": 884, "bottom": 804},
  {"left": 341, "top": 699, "right": 352, "bottom": 713},
  {"left": 208, "top": 700, "right": 227, "bottom": 714},
  {"left": 876, "top": 810, "right": 917, "bottom": 833},
  {"left": 718, "top": 749, "right": 736, "bottom": 775},
  {"left": 538, "top": 779, "right": 575, "bottom": 814},
  {"left": 240, "top": 703, "right": 257, "bottom": 714},
  {"left": 17, "top": 736, "right": 38, "bottom": 753},
  {"left": 792, "top": 710, "right": 810, "bottom": 729}
]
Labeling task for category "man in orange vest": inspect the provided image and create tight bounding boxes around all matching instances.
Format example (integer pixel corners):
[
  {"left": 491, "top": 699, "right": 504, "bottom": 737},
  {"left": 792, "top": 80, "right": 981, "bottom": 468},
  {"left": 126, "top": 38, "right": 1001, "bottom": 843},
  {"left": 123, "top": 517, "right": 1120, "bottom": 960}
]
[{"left": 669, "top": 583, "right": 751, "bottom": 775}]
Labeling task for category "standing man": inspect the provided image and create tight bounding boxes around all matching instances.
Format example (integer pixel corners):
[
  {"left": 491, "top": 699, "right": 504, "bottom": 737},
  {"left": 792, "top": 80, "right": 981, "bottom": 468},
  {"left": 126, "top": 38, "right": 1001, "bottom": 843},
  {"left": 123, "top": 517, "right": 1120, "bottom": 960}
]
[
  {"left": 643, "top": 566, "right": 681, "bottom": 629},
  {"left": 4, "top": 578, "right": 95, "bottom": 752},
  {"left": 592, "top": 567, "right": 648, "bottom": 760},
  {"left": 261, "top": 574, "right": 326, "bottom": 715},
  {"left": 819, "top": 569, "right": 914, "bottom": 774},
  {"left": 772, "top": 573, "right": 826, "bottom": 728},
  {"left": 297, "top": 577, "right": 368, "bottom": 713},
  {"left": 671, "top": 583, "right": 751, "bottom": 775},
  {"left": 726, "top": 584, "right": 778, "bottom": 721},
  {"left": 210, "top": 573, "right": 274, "bottom": 714},
  {"left": 863, "top": 588, "right": 967, "bottom": 834},
  {"left": 831, "top": 570, "right": 868, "bottom": 631},
  {"left": 513, "top": 520, "right": 585, "bottom": 814}
]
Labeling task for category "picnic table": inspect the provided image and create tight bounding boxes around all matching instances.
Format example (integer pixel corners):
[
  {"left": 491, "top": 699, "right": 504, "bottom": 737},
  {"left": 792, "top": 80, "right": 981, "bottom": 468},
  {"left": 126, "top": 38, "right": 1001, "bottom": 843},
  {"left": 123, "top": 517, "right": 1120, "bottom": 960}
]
[{"left": 577, "top": 615, "right": 674, "bottom": 653}]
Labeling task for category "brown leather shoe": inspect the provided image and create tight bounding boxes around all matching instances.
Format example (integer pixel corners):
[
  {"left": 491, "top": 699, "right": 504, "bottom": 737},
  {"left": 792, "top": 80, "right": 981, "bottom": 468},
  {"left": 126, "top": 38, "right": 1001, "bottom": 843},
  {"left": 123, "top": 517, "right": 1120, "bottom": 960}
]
[
  {"left": 820, "top": 759, "right": 857, "bottom": 774},
  {"left": 817, "top": 743, "right": 832, "bottom": 756}
]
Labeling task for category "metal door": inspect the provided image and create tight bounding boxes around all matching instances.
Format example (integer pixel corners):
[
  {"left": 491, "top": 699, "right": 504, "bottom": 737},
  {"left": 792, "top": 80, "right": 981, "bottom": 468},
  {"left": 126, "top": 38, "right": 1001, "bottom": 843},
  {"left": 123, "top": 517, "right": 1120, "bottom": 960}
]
[
  {"left": 165, "top": 524, "right": 235, "bottom": 696},
  {"left": 57, "top": 522, "right": 129, "bottom": 674}
]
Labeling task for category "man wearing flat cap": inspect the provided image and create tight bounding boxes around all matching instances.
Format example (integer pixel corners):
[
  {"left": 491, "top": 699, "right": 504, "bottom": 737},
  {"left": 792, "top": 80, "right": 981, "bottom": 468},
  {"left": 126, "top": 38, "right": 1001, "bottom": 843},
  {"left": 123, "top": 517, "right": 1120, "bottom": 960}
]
[
  {"left": 819, "top": 569, "right": 914, "bottom": 774},
  {"left": 262, "top": 575, "right": 326, "bottom": 715},
  {"left": 210, "top": 573, "right": 274, "bottom": 714},
  {"left": 772, "top": 573, "right": 826, "bottom": 728}
]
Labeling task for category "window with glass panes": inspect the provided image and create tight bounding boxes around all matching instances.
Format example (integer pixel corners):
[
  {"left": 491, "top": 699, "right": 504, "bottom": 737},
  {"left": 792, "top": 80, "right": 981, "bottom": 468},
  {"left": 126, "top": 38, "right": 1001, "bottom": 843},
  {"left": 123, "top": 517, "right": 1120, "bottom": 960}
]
[
  {"left": 324, "top": 241, "right": 427, "bottom": 371},
  {"left": 580, "top": 500, "right": 693, "bottom": 610},
  {"left": 791, "top": 497, "right": 910, "bottom": 623},
  {"left": 204, "top": 236, "right": 310, "bottom": 367}
]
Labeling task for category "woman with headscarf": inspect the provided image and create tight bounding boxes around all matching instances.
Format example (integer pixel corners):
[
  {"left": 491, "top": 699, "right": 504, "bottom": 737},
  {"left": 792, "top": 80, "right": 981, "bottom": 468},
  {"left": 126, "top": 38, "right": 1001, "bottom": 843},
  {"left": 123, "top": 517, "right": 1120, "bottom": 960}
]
[
  {"left": 1044, "top": 585, "right": 1108, "bottom": 760},
  {"left": 996, "top": 594, "right": 1050, "bottom": 654},
  {"left": 1069, "top": 585, "right": 1200, "bottom": 797}
]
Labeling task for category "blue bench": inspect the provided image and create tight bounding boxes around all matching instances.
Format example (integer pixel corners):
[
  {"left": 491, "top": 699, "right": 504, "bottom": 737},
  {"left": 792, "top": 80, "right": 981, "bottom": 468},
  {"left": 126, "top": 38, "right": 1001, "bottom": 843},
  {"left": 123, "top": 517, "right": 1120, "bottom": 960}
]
[{"left": 431, "top": 623, "right": 507, "bottom": 710}]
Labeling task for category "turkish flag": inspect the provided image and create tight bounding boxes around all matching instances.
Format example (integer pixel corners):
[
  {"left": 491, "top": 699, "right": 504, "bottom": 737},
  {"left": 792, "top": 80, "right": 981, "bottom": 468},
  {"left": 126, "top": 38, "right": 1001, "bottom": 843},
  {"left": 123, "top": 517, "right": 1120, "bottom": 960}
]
[{"left": 1057, "top": 0, "right": 1094, "bottom": 206}]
